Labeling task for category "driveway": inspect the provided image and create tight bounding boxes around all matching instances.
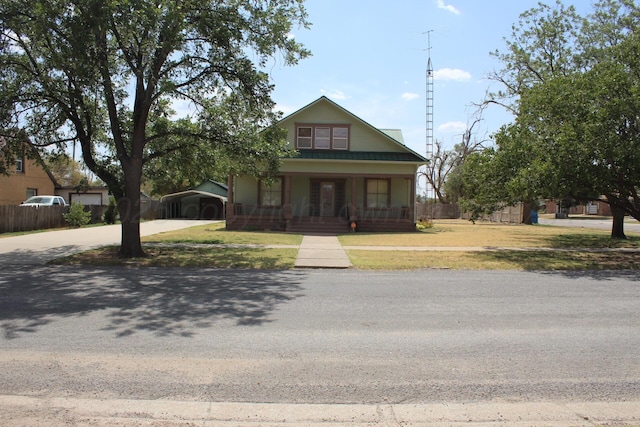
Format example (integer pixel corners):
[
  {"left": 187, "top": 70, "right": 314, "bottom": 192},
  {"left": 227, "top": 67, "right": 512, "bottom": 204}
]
[
  {"left": 0, "top": 220, "right": 220, "bottom": 265},
  {"left": 539, "top": 216, "right": 640, "bottom": 233}
]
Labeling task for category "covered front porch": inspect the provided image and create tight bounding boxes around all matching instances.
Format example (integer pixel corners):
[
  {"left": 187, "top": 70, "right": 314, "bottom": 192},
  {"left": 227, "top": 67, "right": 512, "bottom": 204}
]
[{"left": 226, "top": 173, "right": 417, "bottom": 233}]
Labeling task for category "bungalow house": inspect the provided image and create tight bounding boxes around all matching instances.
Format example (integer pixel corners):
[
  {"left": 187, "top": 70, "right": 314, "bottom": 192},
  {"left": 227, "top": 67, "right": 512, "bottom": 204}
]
[
  {"left": 226, "top": 96, "right": 428, "bottom": 233},
  {"left": 160, "top": 180, "right": 228, "bottom": 219}
]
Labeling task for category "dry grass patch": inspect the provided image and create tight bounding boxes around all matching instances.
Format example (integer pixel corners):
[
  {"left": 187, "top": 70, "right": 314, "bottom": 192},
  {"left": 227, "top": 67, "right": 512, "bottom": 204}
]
[
  {"left": 340, "top": 219, "right": 640, "bottom": 248},
  {"left": 348, "top": 249, "right": 640, "bottom": 270},
  {"left": 143, "top": 222, "right": 302, "bottom": 246}
]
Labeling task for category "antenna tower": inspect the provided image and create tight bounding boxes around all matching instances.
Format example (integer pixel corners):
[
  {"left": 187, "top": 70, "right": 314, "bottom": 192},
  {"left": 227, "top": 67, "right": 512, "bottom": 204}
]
[{"left": 425, "top": 31, "right": 435, "bottom": 204}]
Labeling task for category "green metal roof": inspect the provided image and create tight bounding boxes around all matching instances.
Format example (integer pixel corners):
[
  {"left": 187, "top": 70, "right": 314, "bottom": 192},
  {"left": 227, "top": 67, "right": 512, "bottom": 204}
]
[{"left": 286, "top": 150, "right": 426, "bottom": 163}]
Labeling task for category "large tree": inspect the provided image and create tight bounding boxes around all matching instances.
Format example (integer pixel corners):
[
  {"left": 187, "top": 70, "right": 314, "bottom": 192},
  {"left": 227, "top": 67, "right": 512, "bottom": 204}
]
[
  {"left": 0, "top": 0, "right": 309, "bottom": 256},
  {"left": 463, "top": 0, "right": 640, "bottom": 237}
]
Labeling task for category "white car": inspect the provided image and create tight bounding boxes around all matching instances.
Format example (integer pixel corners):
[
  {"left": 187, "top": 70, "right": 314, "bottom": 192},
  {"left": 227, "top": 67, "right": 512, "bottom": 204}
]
[{"left": 21, "top": 196, "right": 68, "bottom": 207}]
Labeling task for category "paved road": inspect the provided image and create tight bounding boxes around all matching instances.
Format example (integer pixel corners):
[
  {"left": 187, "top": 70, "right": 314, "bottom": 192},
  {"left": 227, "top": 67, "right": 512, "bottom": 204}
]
[
  {"left": 539, "top": 216, "right": 640, "bottom": 233},
  {"left": 1, "top": 266, "right": 639, "bottom": 424}
]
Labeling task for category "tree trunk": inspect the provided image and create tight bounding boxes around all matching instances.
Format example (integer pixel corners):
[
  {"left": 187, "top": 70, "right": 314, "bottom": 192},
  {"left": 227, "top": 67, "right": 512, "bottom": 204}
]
[
  {"left": 117, "top": 160, "right": 145, "bottom": 258},
  {"left": 611, "top": 205, "right": 627, "bottom": 239}
]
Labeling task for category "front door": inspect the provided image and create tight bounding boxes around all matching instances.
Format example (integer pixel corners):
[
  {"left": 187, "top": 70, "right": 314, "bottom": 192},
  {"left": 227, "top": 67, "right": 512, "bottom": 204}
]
[{"left": 320, "top": 182, "right": 335, "bottom": 216}]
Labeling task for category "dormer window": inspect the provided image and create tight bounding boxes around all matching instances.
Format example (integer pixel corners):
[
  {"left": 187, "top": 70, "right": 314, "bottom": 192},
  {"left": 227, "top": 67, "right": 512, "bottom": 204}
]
[{"left": 296, "top": 124, "right": 350, "bottom": 150}]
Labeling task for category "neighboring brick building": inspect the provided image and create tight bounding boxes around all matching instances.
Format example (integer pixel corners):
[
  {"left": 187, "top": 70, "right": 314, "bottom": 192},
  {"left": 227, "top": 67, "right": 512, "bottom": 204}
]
[{"left": 0, "top": 151, "right": 58, "bottom": 205}]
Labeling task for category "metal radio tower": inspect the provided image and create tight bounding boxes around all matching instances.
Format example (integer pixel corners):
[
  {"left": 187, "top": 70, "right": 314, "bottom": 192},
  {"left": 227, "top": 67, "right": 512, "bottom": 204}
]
[{"left": 425, "top": 31, "right": 435, "bottom": 204}]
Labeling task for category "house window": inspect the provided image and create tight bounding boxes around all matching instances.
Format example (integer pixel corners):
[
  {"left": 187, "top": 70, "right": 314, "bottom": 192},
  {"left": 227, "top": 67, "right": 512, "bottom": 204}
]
[
  {"left": 259, "top": 178, "right": 282, "bottom": 206},
  {"left": 296, "top": 124, "right": 350, "bottom": 150},
  {"left": 297, "top": 127, "right": 312, "bottom": 149},
  {"left": 315, "top": 127, "right": 330, "bottom": 149},
  {"left": 366, "top": 179, "right": 389, "bottom": 208},
  {"left": 16, "top": 157, "right": 24, "bottom": 172},
  {"left": 26, "top": 188, "right": 37, "bottom": 198},
  {"left": 333, "top": 127, "right": 348, "bottom": 150}
]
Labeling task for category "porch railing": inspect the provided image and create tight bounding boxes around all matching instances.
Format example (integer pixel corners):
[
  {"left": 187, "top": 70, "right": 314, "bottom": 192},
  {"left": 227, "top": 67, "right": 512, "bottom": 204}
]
[
  {"left": 233, "top": 203, "right": 284, "bottom": 218},
  {"left": 358, "top": 206, "right": 410, "bottom": 220}
]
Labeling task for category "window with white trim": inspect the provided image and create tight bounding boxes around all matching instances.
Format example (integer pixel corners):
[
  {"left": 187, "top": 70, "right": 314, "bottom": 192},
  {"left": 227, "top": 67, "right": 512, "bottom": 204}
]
[
  {"left": 16, "top": 157, "right": 24, "bottom": 172},
  {"left": 295, "top": 124, "right": 350, "bottom": 150},
  {"left": 260, "top": 178, "right": 282, "bottom": 206},
  {"left": 297, "top": 127, "right": 312, "bottom": 149},
  {"left": 332, "top": 127, "right": 348, "bottom": 150},
  {"left": 315, "top": 127, "right": 330, "bottom": 149}
]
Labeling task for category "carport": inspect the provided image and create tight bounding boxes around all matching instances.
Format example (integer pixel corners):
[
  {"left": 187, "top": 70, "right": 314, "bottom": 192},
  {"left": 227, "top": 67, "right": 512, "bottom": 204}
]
[{"left": 160, "top": 190, "right": 227, "bottom": 219}]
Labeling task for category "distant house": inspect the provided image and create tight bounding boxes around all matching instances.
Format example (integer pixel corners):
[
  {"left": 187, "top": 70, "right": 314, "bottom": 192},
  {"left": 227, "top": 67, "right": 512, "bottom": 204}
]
[
  {"left": 225, "top": 96, "right": 428, "bottom": 233},
  {"left": 0, "top": 148, "right": 57, "bottom": 205},
  {"left": 160, "top": 180, "right": 228, "bottom": 219},
  {"left": 56, "top": 185, "right": 110, "bottom": 206}
]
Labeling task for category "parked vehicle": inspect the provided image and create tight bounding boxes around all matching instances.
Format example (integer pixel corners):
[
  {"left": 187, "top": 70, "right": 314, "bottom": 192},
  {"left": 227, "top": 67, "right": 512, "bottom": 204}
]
[{"left": 21, "top": 195, "right": 68, "bottom": 207}]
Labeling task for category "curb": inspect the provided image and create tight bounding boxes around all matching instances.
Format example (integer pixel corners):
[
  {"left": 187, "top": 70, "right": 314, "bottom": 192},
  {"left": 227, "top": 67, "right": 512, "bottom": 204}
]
[{"left": 2, "top": 395, "right": 640, "bottom": 426}]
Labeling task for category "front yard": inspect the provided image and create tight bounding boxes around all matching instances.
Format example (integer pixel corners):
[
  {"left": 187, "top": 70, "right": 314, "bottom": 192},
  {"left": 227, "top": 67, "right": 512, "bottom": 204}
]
[{"left": 50, "top": 220, "right": 640, "bottom": 270}]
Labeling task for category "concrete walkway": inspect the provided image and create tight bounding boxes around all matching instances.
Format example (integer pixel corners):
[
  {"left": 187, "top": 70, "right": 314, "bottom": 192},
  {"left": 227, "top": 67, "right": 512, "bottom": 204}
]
[
  {"left": 294, "top": 235, "right": 351, "bottom": 268},
  {"left": 0, "top": 220, "right": 219, "bottom": 265},
  {"left": 3, "top": 395, "right": 640, "bottom": 426}
]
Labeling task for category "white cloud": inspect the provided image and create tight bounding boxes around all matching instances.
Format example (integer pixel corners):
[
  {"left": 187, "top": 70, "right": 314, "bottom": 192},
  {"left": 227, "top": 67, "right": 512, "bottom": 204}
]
[
  {"left": 436, "top": 0, "right": 461, "bottom": 15},
  {"left": 320, "top": 89, "right": 348, "bottom": 100},
  {"left": 438, "top": 121, "right": 467, "bottom": 133},
  {"left": 433, "top": 68, "right": 472, "bottom": 82},
  {"left": 275, "top": 103, "right": 297, "bottom": 116},
  {"left": 401, "top": 92, "right": 420, "bottom": 101}
]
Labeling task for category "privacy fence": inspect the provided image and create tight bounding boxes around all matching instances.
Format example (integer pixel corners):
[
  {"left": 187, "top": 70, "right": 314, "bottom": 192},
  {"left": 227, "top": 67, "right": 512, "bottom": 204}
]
[
  {"left": 417, "top": 202, "right": 529, "bottom": 224},
  {"left": 0, "top": 201, "right": 161, "bottom": 234}
]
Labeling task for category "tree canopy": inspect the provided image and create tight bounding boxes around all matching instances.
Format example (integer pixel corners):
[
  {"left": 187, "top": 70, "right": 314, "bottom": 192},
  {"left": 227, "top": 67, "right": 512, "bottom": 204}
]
[
  {"left": 461, "top": 0, "right": 640, "bottom": 237},
  {"left": 0, "top": 0, "right": 309, "bottom": 256}
]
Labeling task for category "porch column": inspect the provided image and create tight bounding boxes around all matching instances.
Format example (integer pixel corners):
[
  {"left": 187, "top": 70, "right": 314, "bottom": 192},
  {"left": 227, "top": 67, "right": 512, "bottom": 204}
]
[
  {"left": 226, "top": 174, "right": 235, "bottom": 224},
  {"left": 284, "top": 175, "right": 292, "bottom": 227},
  {"left": 409, "top": 176, "right": 416, "bottom": 223},
  {"left": 350, "top": 177, "right": 358, "bottom": 222}
]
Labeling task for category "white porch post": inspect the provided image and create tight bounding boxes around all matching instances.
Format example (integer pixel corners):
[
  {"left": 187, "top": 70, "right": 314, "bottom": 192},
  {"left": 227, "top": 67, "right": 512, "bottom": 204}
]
[
  {"left": 350, "top": 177, "right": 358, "bottom": 223},
  {"left": 284, "top": 175, "right": 292, "bottom": 228},
  {"left": 226, "top": 174, "right": 235, "bottom": 225}
]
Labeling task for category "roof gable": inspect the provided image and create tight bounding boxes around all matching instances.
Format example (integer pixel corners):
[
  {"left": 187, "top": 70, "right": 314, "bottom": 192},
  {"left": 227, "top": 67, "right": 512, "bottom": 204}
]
[{"left": 279, "top": 96, "right": 427, "bottom": 162}]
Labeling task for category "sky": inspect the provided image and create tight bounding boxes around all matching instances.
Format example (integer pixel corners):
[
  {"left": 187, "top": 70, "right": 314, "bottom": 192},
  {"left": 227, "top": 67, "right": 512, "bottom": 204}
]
[{"left": 265, "top": 0, "right": 595, "bottom": 157}]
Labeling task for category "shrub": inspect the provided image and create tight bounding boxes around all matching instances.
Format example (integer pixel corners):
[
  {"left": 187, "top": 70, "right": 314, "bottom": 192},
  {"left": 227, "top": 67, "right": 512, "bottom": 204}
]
[
  {"left": 63, "top": 202, "right": 91, "bottom": 227},
  {"left": 103, "top": 196, "right": 118, "bottom": 224},
  {"left": 416, "top": 218, "right": 434, "bottom": 231}
]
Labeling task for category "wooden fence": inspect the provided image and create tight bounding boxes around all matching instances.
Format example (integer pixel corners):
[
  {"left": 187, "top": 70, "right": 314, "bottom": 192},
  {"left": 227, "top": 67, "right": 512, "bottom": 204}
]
[
  {"left": 460, "top": 203, "right": 528, "bottom": 224},
  {"left": 416, "top": 202, "right": 528, "bottom": 224},
  {"left": 0, "top": 201, "right": 161, "bottom": 234},
  {"left": 416, "top": 202, "right": 461, "bottom": 220}
]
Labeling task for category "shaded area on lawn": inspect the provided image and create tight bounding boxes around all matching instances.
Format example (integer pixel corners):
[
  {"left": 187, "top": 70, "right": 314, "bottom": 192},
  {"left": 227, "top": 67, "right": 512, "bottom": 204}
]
[
  {"left": 546, "top": 233, "right": 640, "bottom": 248},
  {"left": 50, "top": 246, "right": 298, "bottom": 269},
  {"left": 0, "top": 265, "right": 306, "bottom": 339}
]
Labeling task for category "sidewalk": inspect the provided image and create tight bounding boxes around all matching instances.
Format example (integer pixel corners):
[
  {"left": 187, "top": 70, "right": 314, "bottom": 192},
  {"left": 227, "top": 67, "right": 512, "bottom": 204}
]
[
  {"left": 0, "top": 220, "right": 219, "bottom": 265},
  {"left": 2, "top": 395, "right": 640, "bottom": 426},
  {"left": 294, "top": 235, "right": 351, "bottom": 268}
]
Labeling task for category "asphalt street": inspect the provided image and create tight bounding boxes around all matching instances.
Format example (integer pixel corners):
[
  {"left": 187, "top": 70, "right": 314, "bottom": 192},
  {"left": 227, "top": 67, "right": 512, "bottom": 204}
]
[{"left": 1, "top": 266, "right": 639, "bottom": 405}]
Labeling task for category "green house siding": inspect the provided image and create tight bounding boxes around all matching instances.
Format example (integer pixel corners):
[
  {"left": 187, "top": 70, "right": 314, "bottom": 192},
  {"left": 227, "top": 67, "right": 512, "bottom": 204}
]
[{"left": 235, "top": 175, "right": 259, "bottom": 205}]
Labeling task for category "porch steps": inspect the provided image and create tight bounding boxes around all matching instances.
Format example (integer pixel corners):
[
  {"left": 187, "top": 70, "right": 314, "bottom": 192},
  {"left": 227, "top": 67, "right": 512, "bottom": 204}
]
[{"left": 288, "top": 217, "right": 350, "bottom": 234}]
